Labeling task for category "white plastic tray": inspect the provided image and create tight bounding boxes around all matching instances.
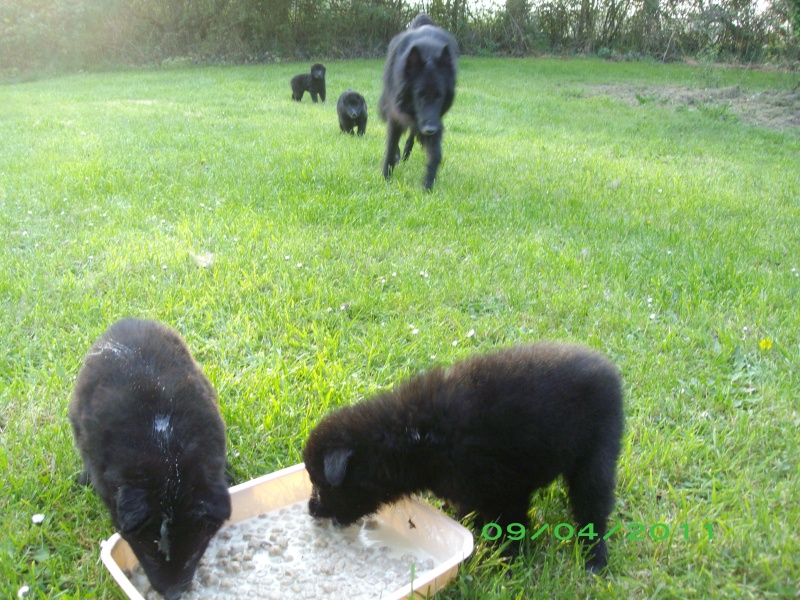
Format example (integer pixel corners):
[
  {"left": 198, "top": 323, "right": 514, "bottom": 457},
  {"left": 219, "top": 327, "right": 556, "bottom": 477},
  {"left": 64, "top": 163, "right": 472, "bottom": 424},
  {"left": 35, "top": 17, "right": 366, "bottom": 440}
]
[{"left": 100, "top": 463, "right": 474, "bottom": 599}]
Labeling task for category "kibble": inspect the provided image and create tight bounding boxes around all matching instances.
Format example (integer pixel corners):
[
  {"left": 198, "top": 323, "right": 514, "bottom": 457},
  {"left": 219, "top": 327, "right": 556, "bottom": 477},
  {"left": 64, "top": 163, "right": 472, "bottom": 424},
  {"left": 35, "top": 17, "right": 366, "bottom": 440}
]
[{"left": 129, "top": 501, "right": 437, "bottom": 599}]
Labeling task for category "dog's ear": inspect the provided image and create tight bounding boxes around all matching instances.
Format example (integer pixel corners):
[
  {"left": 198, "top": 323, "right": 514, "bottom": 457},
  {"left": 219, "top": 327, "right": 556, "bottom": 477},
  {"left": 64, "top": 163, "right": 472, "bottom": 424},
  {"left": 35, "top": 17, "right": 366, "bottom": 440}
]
[
  {"left": 323, "top": 448, "right": 353, "bottom": 487},
  {"left": 193, "top": 481, "right": 232, "bottom": 524},
  {"left": 405, "top": 46, "right": 424, "bottom": 76},
  {"left": 116, "top": 485, "right": 150, "bottom": 532},
  {"left": 437, "top": 44, "right": 453, "bottom": 68}
]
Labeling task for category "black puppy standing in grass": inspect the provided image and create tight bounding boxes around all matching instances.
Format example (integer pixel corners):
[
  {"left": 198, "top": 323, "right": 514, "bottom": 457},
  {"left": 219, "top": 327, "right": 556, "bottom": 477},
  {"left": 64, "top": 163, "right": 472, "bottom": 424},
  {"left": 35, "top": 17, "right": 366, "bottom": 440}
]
[
  {"left": 379, "top": 14, "right": 457, "bottom": 190},
  {"left": 291, "top": 63, "right": 327, "bottom": 102},
  {"left": 303, "top": 343, "right": 624, "bottom": 572},
  {"left": 69, "top": 319, "right": 232, "bottom": 600},
  {"left": 337, "top": 90, "right": 368, "bottom": 136}
]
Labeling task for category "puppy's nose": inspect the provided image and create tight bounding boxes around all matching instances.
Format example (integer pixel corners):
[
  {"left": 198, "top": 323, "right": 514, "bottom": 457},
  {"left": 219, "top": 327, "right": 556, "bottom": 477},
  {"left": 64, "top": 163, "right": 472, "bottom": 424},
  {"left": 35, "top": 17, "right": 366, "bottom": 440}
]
[
  {"left": 162, "top": 587, "right": 186, "bottom": 600},
  {"left": 420, "top": 126, "right": 439, "bottom": 136}
]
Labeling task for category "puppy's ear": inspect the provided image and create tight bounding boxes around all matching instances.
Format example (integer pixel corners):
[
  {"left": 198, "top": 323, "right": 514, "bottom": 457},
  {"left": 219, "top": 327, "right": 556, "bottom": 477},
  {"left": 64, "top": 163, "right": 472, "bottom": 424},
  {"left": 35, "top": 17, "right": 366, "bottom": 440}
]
[
  {"left": 405, "top": 46, "right": 424, "bottom": 76},
  {"left": 195, "top": 482, "right": 232, "bottom": 523},
  {"left": 116, "top": 485, "right": 150, "bottom": 532},
  {"left": 323, "top": 448, "right": 353, "bottom": 487}
]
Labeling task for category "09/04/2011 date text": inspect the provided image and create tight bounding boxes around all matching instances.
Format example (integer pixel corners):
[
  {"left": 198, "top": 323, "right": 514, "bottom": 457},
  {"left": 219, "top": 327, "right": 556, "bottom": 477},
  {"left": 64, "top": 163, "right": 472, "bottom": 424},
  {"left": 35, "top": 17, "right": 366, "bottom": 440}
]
[{"left": 481, "top": 522, "right": 714, "bottom": 542}]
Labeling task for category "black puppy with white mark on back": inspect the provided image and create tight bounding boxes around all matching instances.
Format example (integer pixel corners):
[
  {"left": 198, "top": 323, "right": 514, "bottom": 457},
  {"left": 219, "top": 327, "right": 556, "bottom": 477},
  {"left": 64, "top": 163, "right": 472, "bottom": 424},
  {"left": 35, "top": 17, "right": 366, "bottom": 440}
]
[
  {"left": 69, "top": 318, "right": 231, "bottom": 600},
  {"left": 379, "top": 14, "right": 457, "bottom": 190},
  {"left": 337, "top": 90, "right": 368, "bottom": 136},
  {"left": 291, "top": 63, "right": 327, "bottom": 102},
  {"left": 303, "top": 343, "right": 624, "bottom": 572}
]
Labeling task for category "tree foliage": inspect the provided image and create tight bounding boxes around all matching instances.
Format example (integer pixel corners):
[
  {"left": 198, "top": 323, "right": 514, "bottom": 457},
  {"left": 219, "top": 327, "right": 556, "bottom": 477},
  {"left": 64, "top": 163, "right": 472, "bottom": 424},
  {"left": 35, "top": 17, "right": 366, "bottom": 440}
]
[{"left": 1, "top": 0, "right": 797, "bottom": 75}]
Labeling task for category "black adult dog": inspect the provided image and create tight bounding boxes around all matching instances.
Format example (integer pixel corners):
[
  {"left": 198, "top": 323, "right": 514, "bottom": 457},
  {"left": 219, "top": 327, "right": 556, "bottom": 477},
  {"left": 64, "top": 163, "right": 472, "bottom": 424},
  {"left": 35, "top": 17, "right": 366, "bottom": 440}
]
[
  {"left": 303, "top": 343, "right": 624, "bottom": 572},
  {"left": 69, "top": 318, "right": 231, "bottom": 600},
  {"left": 291, "top": 63, "right": 327, "bottom": 102},
  {"left": 337, "top": 90, "right": 368, "bottom": 136},
  {"left": 379, "top": 14, "right": 457, "bottom": 190},
  {"left": 407, "top": 13, "right": 436, "bottom": 28}
]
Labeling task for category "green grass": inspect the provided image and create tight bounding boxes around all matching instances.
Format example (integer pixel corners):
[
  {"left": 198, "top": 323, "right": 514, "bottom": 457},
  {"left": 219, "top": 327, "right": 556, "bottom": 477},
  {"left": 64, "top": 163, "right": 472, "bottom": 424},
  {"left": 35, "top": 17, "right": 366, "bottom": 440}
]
[{"left": 1, "top": 56, "right": 798, "bottom": 599}]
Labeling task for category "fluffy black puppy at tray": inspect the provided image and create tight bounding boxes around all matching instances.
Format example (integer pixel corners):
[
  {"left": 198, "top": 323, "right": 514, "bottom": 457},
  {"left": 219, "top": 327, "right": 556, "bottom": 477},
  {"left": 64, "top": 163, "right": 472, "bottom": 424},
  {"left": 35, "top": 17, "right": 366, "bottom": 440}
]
[
  {"left": 303, "top": 343, "right": 624, "bottom": 572},
  {"left": 69, "top": 318, "right": 231, "bottom": 600}
]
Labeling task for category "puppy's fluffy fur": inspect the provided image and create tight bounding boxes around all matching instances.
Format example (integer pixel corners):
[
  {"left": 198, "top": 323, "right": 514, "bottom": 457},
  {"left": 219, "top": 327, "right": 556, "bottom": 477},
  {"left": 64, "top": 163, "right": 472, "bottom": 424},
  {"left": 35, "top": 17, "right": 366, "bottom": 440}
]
[
  {"left": 303, "top": 343, "right": 624, "bottom": 572},
  {"left": 291, "top": 63, "right": 327, "bottom": 102},
  {"left": 69, "top": 318, "right": 231, "bottom": 600},
  {"left": 337, "top": 89, "right": 368, "bottom": 135}
]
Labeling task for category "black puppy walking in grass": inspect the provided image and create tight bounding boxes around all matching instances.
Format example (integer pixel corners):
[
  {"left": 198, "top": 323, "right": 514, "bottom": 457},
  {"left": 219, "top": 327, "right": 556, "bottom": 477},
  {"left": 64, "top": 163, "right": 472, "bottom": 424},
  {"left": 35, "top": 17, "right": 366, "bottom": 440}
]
[
  {"left": 337, "top": 90, "right": 368, "bottom": 135},
  {"left": 291, "top": 63, "right": 327, "bottom": 102},
  {"left": 379, "top": 14, "right": 457, "bottom": 190},
  {"left": 303, "top": 343, "right": 624, "bottom": 572},
  {"left": 69, "top": 319, "right": 232, "bottom": 600}
]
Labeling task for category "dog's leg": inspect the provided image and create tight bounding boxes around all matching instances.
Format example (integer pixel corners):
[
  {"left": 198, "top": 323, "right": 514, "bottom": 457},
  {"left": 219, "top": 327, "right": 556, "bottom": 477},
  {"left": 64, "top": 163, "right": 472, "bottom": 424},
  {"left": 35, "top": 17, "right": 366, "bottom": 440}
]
[
  {"left": 402, "top": 132, "right": 415, "bottom": 160},
  {"left": 474, "top": 501, "right": 531, "bottom": 561},
  {"left": 498, "top": 505, "right": 531, "bottom": 552},
  {"left": 382, "top": 121, "right": 404, "bottom": 180},
  {"left": 420, "top": 130, "right": 443, "bottom": 191},
  {"left": 565, "top": 456, "right": 617, "bottom": 573},
  {"left": 77, "top": 470, "right": 91, "bottom": 486}
]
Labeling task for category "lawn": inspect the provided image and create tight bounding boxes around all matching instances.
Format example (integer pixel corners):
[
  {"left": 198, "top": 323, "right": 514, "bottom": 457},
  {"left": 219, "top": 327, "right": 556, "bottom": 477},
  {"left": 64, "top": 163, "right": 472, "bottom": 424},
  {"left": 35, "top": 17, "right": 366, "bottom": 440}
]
[{"left": 0, "top": 56, "right": 798, "bottom": 599}]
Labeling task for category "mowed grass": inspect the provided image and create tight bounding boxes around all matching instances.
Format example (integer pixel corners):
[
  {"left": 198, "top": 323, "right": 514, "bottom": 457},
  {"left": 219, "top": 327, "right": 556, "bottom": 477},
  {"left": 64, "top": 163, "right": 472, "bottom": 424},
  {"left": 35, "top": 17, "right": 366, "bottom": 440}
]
[{"left": 1, "top": 57, "right": 798, "bottom": 599}]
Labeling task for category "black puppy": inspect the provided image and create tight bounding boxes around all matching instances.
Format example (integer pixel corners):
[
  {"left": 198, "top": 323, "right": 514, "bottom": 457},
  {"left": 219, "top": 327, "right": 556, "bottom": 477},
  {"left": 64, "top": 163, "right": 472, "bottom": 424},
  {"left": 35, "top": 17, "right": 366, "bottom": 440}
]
[
  {"left": 337, "top": 90, "right": 368, "bottom": 136},
  {"left": 291, "top": 63, "right": 327, "bottom": 102},
  {"left": 69, "top": 318, "right": 232, "bottom": 600},
  {"left": 303, "top": 343, "right": 624, "bottom": 572},
  {"left": 379, "top": 14, "right": 457, "bottom": 190}
]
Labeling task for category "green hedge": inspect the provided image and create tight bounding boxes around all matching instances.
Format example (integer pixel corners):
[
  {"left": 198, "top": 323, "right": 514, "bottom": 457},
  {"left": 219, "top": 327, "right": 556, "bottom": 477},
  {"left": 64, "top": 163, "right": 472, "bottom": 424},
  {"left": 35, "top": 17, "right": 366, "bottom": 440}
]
[{"left": 1, "top": 0, "right": 798, "bottom": 76}]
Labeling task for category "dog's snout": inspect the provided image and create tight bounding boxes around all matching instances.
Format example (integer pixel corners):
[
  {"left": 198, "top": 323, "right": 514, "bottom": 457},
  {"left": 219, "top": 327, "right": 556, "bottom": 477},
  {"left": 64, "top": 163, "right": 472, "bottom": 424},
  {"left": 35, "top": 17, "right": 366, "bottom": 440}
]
[
  {"left": 162, "top": 584, "right": 189, "bottom": 600},
  {"left": 420, "top": 125, "right": 439, "bottom": 136}
]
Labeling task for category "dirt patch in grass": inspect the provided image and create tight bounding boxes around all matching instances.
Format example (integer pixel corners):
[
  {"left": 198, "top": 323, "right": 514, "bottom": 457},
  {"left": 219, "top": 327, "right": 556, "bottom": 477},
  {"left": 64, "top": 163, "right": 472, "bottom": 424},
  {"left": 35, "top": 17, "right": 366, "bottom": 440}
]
[{"left": 591, "top": 84, "right": 800, "bottom": 130}]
